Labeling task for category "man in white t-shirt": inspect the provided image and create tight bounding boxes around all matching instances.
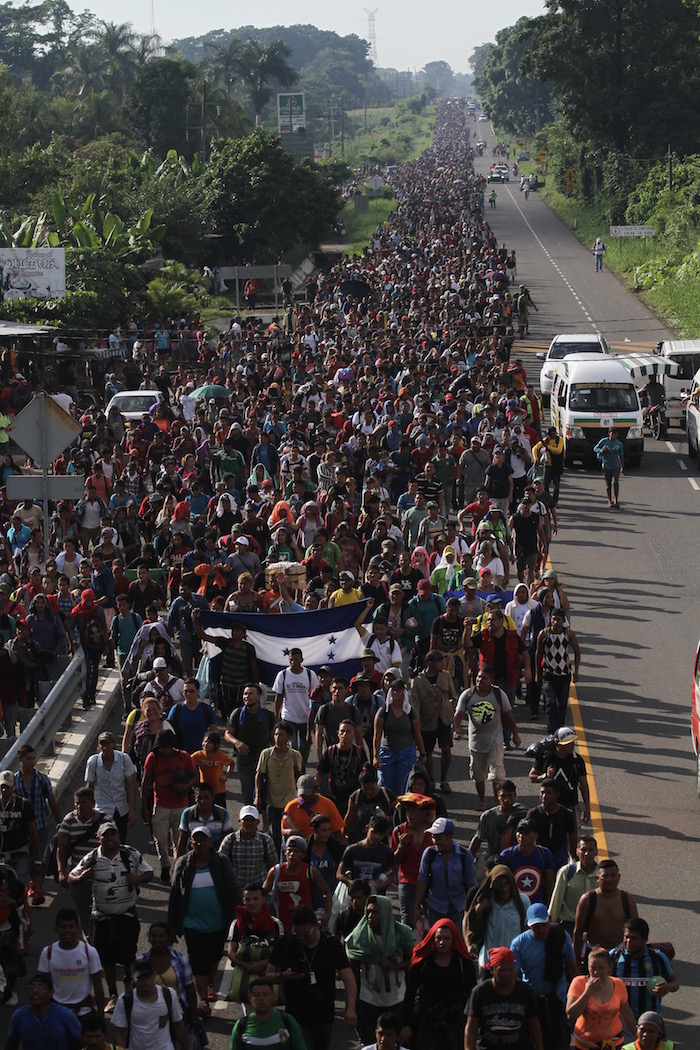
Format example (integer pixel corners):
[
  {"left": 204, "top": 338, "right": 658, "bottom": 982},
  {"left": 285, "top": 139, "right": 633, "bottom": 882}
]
[
  {"left": 112, "top": 958, "right": 187, "bottom": 1050},
  {"left": 454, "top": 666, "right": 521, "bottom": 810},
  {"left": 37, "top": 907, "right": 105, "bottom": 1015},
  {"left": 273, "top": 648, "right": 318, "bottom": 769}
]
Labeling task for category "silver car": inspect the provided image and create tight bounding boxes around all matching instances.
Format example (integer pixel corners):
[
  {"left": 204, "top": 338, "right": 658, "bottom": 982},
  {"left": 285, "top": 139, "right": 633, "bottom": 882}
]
[
  {"left": 538, "top": 334, "right": 612, "bottom": 402},
  {"left": 106, "top": 389, "right": 166, "bottom": 422}
]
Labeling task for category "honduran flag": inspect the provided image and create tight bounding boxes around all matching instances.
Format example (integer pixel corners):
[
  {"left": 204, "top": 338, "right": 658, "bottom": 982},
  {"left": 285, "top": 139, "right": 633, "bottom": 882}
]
[{"left": 199, "top": 601, "right": 369, "bottom": 686}]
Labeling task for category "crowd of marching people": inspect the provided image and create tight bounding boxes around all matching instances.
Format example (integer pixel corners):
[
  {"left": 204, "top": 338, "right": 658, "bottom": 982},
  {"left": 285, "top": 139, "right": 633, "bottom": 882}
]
[{"left": 0, "top": 97, "right": 679, "bottom": 1050}]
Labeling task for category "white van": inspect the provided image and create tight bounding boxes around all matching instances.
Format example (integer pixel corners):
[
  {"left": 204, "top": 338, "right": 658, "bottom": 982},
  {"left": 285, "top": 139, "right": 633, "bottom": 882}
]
[
  {"left": 550, "top": 356, "right": 644, "bottom": 466},
  {"left": 655, "top": 341, "right": 700, "bottom": 428}
]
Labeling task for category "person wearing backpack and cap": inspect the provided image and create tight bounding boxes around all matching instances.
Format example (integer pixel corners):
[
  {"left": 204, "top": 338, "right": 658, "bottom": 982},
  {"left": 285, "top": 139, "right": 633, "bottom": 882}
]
[
  {"left": 68, "top": 820, "right": 154, "bottom": 1014},
  {"left": 413, "top": 817, "right": 476, "bottom": 929},
  {"left": 112, "top": 959, "right": 188, "bottom": 1050}
]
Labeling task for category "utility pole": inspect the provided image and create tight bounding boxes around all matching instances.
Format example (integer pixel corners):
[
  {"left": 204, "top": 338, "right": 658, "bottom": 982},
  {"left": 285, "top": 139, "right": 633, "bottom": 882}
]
[
  {"left": 341, "top": 95, "right": 345, "bottom": 157},
  {"left": 668, "top": 144, "right": 673, "bottom": 190},
  {"left": 328, "top": 101, "right": 333, "bottom": 158},
  {"left": 200, "top": 80, "right": 207, "bottom": 163}
]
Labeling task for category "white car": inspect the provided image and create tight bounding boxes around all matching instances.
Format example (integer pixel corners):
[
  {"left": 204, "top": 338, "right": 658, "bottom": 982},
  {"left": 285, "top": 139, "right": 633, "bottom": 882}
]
[
  {"left": 478, "top": 114, "right": 488, "bottom": 121},
  {"left": 106, "top": 389, "right": 166, "bottom": 422},
  {"left": 537, "top": 334, "right": 612, "bottom": 401}
]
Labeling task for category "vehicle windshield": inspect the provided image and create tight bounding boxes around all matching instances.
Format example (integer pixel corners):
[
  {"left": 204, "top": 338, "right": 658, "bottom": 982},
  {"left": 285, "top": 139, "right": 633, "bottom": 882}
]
[
  {"left": 667, "top": 353, "right": 700, "bottom": 379},
  {"left": 569, "top": 383, "right": 638, "bottom": 411},
  {"left": 549, "top": 343, "right": 603, "bottom": 360},
  {"left": 114, "top": 395, "right": 159, "bottom": 412}
]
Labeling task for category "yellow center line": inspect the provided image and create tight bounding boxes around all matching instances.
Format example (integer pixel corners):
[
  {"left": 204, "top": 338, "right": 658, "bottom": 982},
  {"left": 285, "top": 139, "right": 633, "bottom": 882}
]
[
  {"left": 568, "top": 682, "right": 609, "bottom": 860},
  {"left": 544, "top": 556, "right": 609, "bottom": 859}
]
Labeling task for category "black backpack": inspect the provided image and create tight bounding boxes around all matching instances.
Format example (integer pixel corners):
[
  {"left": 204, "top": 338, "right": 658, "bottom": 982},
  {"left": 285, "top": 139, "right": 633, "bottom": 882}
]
[{"left": 123, "top": 985, "right": 175, "bottom": 1046}]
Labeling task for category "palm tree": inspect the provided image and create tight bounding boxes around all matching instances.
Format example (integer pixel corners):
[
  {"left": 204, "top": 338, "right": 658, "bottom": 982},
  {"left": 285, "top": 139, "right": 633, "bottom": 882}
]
[
  {"left": 53, "top": 41, "right": 107, "bottom": 98},
  {"left": 97, "top": 21, "right": 139, "bottom": 104},
  {"left": 233, "top": 39, "right": 298, "bottom": 125}
]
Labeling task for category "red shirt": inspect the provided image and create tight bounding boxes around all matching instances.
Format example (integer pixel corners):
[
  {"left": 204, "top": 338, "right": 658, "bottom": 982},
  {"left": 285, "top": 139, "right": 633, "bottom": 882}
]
[{"left": 143, "top": 748, "right": 195, "bottom": 808}]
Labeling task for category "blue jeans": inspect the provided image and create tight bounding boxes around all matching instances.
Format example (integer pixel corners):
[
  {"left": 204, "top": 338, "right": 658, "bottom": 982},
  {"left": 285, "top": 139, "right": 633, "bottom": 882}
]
[
  {"left": 238, "top": 763, "right": 256, "bottom": 805},
  {"left": 542, "top": 673, "right": 571, "bottom": 732},
  {"left": 377, "top": 745, "right": 416, "bottom": 794},
  {"left": 288, "top": 720, "right": 310, "bottom": 769},
  {"left": 84, "top": 648, "right": 101, "bottom": 704},
  {"left": 398, "top": 881, "right": 417, "bottom": 926}
]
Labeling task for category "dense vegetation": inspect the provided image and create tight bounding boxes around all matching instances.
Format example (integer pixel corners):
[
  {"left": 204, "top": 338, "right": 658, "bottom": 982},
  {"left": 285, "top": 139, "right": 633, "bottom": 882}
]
[
  {"left": 0, "top": 5, "right": 471, "bottom": 334},
  {"left": 473, "top": 0, "right": 700, "bottom": 335}
]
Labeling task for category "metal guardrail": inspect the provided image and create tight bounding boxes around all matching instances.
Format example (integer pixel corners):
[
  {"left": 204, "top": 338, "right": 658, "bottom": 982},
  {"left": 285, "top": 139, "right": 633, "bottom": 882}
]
[{"left": 3, "top": 650, "right": 86, "bottom": 771}]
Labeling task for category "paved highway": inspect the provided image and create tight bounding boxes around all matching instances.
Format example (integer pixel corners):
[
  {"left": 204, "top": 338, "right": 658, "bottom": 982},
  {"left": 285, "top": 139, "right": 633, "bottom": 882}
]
[
  {"left": 3, "top": 148, "right": 698, "bottom": 1049},
  {"left": 477, "top": 141, "right": 700, "bottom": 1043}
]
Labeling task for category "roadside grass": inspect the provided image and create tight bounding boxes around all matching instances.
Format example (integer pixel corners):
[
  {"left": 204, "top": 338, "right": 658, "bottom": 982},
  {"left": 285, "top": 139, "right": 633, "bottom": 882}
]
[{"left": 340, "top": 194, "right": 396, "bottom": 257}]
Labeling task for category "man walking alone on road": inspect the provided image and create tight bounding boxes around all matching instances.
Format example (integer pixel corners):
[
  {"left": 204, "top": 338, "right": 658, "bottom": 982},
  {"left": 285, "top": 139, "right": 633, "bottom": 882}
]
[{"left": 594, "top": 427, "right": 625, "bottom": 509}]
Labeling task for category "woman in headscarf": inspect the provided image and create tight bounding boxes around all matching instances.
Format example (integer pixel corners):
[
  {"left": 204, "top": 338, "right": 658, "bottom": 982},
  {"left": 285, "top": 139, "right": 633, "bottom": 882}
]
[
  {"left": 403, "top": 918, "right": 476, "bottom": 1050},
  {"left": 27, "top": 592, "right": 67, "bottom": 667},
  {"left": 331, "top": 520, "right": 362, "bottom": 577},
  {"left": 462, "top": 863, "right": 528, "bottom": 975},
  {"left": 71, "top": 589, "right": 108, "bottom": 709},
  {"left": 410, "top": 546, "right": 431, "bottom": 581},
  {"left": 344, "top": 894, "right": 415, "bottom": 1044},
  {"left": 295, "top": 501, "right": 321, "bottom": 551},
  {"left": 209, "top": 491, "right": 238, "bottom": 537},
  {"left": 122, "top": 619, "right": 174, "bottom": 679}
]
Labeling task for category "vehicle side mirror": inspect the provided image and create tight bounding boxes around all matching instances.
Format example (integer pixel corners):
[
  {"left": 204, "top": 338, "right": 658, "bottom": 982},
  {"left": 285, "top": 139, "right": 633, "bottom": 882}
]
[{"left": 536, "top": 352, "right": 545, "bottom": 360}]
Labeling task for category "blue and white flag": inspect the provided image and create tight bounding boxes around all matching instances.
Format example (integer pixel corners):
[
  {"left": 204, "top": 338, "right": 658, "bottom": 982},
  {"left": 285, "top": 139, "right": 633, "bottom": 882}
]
[{"left": 200, "top": 602, "right": 369, "bottom": 686}]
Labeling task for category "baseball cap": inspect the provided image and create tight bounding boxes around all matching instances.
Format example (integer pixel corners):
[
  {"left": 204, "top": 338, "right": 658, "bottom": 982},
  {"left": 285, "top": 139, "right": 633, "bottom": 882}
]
[
  {"left": 526, "top": 903, "right": 550, "bottom": 926},
  {"left": 98, "top": 731, "right": 115, "bottom": 744},
  {"left": 131, "top": 960, "right": 154, "bottom": 979},
  {"left": 239, "top": 805, "right": 260, "bottom": 821},
  {"left": 30, "top": 972, "right": 53, "bottom": 989},
  {"left": 555, "top": 726, "right": 576, "bottom": 744},
  {"left": 190, "top": 824, "right": 213, "bottom": 839},
  {"left": 235, "top": 535, "right": 250, "bottom": 546},
  {"left": 542, "top": 569, "right": 558, "bottom": 580},
  {"left": 297, "top": 775, "right": 316, "bottom": 796},
  {"left": 426, "top": 500, "right": 439, "bottom": 509},
  {"left": 0, "top": 770, "right": 15, "bottom": 788},
  {"left": 98, "top": 821, "right": 118, "bottom": 836},
  {"left": 464, "top": 576, "right": 479, "bottom": 590},
  {"left": 339, "top": 570, "right": 355, "bottom": 581},
  {"left": 153, "top": 657, "right": 168, "bottom": 669},
  {"left": 517, "top": 818, "right": 536, "bottom": 833},
  {"left": 428, "top": 817, "right": 455, "bottom": 835},
  {"left": 286, "top": 835, "right": 308, "bottom": 853},
  {"left": 360, "top": 648, "right": 378, "bottom": 660}
]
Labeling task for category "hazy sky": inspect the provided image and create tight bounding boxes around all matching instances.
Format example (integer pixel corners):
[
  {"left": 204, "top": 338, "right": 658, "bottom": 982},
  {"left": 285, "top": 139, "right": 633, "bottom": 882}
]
[{"left": 66, "top": 0, "right": 546, "bottom": 73}]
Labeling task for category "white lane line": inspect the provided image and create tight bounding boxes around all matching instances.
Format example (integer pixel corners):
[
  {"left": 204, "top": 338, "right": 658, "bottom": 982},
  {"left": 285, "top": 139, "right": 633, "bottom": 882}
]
[
  {"left": 505, "top": 187, "right": 597, "bottom": 328},
  {"left": 665, "top": 440, "right": 676, "bottom": 452},
  {"left": 689, "top": 478, "right": 700, "bottom": 491},
  {"left": 678, "top": 459, "right": 688, "bottom": 471}
]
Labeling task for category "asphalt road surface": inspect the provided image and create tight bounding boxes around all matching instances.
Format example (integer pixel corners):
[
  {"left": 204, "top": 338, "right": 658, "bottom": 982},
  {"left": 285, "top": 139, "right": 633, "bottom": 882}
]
[{"left": 4, "top": 150, "right": 698, "bottom": 1049}]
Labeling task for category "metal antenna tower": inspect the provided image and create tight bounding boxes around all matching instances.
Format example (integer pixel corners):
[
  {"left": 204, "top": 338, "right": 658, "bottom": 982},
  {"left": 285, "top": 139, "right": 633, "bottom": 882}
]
[
  {"left": 150, "top": 0, "right": 155, "bottom": 36},
  {"left": 365, "top": 8, "right": 378, "bottom": 66}
]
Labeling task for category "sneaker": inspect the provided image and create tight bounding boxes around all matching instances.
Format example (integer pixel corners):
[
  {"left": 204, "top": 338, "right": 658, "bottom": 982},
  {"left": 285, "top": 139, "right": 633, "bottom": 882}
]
[
  {"left": 160, "top": 866, "right": 170, "bottom": 884},
  {"left": 439, "top": 781, "right": 452, "bottom": 794},
  {"left": 4, "top": 993, "right": 18, "bottom": 1006},
  {"left": 207, "top": 983, "right": 217, "bottom": 1002}
]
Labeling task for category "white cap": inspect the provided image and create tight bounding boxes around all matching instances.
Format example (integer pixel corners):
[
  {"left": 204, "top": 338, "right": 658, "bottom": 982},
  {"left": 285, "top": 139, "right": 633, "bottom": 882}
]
[
  {"left": 239, "top": 805, "right": 260, "bottom": 821},
  {"left": 153, "top": 657, "right": 168, "bottom": 669}
]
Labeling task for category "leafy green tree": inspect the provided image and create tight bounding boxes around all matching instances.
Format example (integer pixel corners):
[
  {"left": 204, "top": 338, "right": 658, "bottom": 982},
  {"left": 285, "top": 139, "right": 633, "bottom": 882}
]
[
  {"left": 205, "top": 128, "right": 339, "bottom": 258},
  {"left": 124, "top": 57, "right": 199, "bottom": 157},
  {"left": 422, "top": 61, "right": 454, "bottom": 97},
  {"left": 474, "top": 19, "right": 551, "bottom": 136},
  {"left": 230, "top": 38, "right": 298, "bottom": 125},
  {"left": 522, "top": 0, "right": 700, "bottom": 155}
]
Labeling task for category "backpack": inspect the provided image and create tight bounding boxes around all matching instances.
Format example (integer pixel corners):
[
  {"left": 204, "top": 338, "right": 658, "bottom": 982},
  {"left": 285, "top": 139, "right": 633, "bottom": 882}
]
[
  {"left": 123, "top": 985, "right": 175, "bottom": 1047},
  {"left": 584, "top": 888, "right": 630, "bottom": 929},
  {"left": 43, "top": 818, "right": 101, "bottom": 884},
  {"left": 129, "top": 718, "right": 158, "bottom": 776},
  {"left": 282, "top": 667, "right": 313, "bottom": 695},
  {"left": 82, "top": 613, "right": 107, "bottom": 651},
  {"left": 425, "top": 845, "right": 469, "bottom": 894}
]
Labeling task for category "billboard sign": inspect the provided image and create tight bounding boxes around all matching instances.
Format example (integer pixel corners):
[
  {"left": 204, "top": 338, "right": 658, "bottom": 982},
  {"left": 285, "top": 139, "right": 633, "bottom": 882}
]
[
  {"left": 278, "top": 93, "right": 306, "bottom": 133},
  {"left": 0, "top": 248, "right": 66, "bottom": 301}
]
